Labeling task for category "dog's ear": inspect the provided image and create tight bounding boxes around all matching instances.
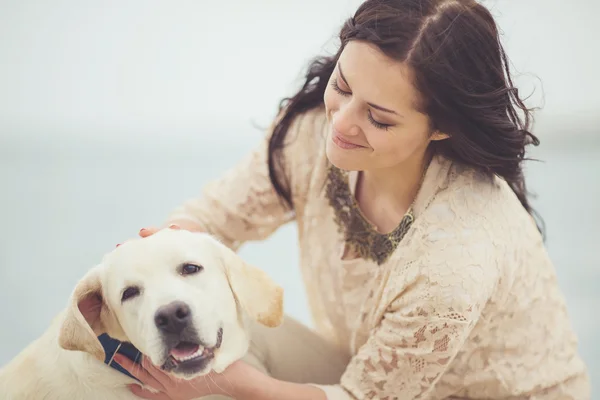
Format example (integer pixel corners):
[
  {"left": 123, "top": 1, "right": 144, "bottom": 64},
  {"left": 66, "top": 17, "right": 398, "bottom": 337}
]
[
  {"left": 58, "top": 266, "right": 107, "bottom": 362},
  {"left": 217, "top": 242, "right": 284, "bottom": 328}
]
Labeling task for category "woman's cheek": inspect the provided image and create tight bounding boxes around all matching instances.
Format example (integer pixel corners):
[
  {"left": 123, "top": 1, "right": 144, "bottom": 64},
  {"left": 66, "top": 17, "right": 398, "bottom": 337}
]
[{"left": 323, "top": 84, "right": 340, "bottom": 118}]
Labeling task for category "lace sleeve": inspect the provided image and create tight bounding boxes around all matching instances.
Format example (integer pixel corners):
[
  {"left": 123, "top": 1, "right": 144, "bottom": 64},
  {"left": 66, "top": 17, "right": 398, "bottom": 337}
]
[
  {"left": 337, "top": 235, "right": 499, "bottom": 399},
  {"left": 165, "top": 108, "right": 325, "bottom": 250}
]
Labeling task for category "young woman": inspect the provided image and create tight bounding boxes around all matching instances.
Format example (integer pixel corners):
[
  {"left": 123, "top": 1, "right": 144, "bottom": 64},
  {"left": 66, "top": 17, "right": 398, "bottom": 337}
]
[{"left": 113, "top": 0, "right": 590, "bottom": 398}]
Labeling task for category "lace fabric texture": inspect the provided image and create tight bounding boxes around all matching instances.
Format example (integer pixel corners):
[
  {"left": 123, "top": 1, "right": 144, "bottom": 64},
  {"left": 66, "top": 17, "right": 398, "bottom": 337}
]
[{"left": 166, "top": 108, "right": 590, "bottom": 399}]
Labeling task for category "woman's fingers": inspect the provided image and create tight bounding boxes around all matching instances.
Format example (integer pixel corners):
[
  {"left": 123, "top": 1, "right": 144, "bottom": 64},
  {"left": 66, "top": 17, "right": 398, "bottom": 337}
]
[
  {"left": 139, "top": 227, "right": 160, "bottom": 237},
  {"left": 141, "top": 355, "right": 180, "bottom": 389},
  {"left": 115, "top": 224, "right": 182, "bottom": 250},
  {"left": 128, "top": 384, "right": 171, "bottom": 400},
  {"left": 113, "top": 354, "right": 165, "bottom": 393},
  {"left": 139, "top": 224, "right": 180, "bottom": 238}
]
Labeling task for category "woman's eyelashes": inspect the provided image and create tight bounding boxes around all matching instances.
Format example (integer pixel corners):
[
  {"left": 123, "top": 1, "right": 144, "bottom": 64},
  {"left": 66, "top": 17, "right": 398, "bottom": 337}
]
[
  {"left": 367, "top": 110, "right": 390, "bottom": 130},
  {"left": 330, "top": 79, "right": 393, "bottom": 131},
  {"left": 330, "top": 78, "right": 350, "bottom": 96}
]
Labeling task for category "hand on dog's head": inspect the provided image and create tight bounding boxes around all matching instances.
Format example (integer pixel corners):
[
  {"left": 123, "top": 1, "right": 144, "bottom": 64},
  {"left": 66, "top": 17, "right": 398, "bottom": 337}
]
[{"left": 57, "top": 228, "right": 283, "bottom": 379}]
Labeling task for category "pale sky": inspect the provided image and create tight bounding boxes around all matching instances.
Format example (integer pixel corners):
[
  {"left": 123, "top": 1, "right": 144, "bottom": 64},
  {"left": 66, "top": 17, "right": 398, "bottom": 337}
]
[{"left": 1, "top": 0, "right": 598, "bottom": 143}]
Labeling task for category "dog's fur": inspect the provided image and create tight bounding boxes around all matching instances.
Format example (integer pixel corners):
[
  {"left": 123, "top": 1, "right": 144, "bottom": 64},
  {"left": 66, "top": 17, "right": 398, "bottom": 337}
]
[{"left": 0, "top": 228, "right": 283, "bottom": 400}]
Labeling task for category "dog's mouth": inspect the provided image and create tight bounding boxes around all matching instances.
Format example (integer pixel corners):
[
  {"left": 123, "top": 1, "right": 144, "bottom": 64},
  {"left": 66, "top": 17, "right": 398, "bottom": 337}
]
[{"left": 160, "top": 327, "right": 223, "bottom": 375}]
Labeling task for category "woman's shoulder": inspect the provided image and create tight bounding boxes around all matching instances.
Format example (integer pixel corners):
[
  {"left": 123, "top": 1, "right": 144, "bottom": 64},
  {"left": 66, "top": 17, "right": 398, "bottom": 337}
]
[
  {"left": 280, "top": 105, "right": 330, "bottom": 173},
  {"left": 408, "top": 154, "right": 543, "bottom": 271},
  {"left": 272, "top": 105, "right": 330, "bottom": 206},
  {"left": 422, "top": 155, "right": 536, "bottom": 232},
  {"left": 281, "top": 105, "right": 329, "bottom": 155},
  {"left": 380, "top": 158, "right": 539, "bottom": 311}
]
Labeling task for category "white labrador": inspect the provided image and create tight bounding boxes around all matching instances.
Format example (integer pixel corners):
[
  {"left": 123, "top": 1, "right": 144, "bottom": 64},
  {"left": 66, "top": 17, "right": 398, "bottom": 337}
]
[{"left": 0, "top": 228, "right": 283, "bottom": 399}]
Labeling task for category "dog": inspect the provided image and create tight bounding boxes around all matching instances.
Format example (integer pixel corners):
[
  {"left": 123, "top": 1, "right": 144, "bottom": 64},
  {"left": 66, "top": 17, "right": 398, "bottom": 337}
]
[{"left": 0, "top": 228, "right": 284, "bottom": 399}]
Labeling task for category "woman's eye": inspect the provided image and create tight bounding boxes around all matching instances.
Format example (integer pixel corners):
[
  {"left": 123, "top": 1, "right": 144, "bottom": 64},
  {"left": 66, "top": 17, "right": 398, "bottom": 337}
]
[
  {"left": 330, "top": 79, "right": 350, "bottom": 96},
  {"left": 367, "top": 110, "right": 392, "bottom": 130},
  {"left": 180, "top": 263, "right": 204, "bottom": 276},
  {"left": 121, "top": 286, "right": 140, "bottom": 302}
]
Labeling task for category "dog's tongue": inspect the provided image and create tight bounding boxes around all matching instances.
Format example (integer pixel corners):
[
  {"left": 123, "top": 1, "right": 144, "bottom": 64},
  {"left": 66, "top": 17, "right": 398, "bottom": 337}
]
[{"left": 170, "top": 342, "right": 200, "bottom": 359}]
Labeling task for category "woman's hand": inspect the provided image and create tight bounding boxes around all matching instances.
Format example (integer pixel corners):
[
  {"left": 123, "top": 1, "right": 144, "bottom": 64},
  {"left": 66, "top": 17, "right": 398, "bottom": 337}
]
[
  {"left": 113, "top": 353, "right": 246, "bottom": 400},
  {"left": 116, "top": 221, "right": 203, "bottom": 248},
  {"left": 139, "top": 220, "right": 203, "bottom": 238},
  {"left": 114, "top": 353, "right": 329, "bottom": 400}
]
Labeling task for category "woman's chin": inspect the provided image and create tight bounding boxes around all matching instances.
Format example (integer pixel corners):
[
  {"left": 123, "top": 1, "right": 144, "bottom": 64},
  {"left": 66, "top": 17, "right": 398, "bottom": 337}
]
[{"left": 325, "top": 140, "right": 362, "bottom": 171}]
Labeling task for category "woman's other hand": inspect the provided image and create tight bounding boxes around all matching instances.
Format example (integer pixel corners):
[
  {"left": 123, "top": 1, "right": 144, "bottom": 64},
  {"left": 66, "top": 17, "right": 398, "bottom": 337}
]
[
  {"left": 115, "top": 222, "right": 203, "bottom": 248},
  {"left": 139, "top": 220, "right": 203, "bottom": 238},
  {"left": 113, "top": 354, "right": 249, "bottom": 399}
]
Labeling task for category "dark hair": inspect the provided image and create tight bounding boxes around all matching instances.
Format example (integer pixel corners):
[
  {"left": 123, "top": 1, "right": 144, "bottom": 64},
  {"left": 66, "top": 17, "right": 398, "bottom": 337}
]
[{"left": 267, "top": 0, "right": 543, "bottom": 233}]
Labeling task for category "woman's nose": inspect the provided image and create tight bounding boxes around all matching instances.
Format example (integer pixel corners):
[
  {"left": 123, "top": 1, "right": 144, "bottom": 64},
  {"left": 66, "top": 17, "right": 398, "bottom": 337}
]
[{"left": 333, "top": 102, "right": 360, "bottom": 136}]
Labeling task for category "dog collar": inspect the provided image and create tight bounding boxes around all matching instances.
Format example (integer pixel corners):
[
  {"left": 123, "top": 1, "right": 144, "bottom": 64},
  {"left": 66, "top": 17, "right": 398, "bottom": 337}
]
[{"left": 98, "top": 334, "right": 142, "bottom": 382}]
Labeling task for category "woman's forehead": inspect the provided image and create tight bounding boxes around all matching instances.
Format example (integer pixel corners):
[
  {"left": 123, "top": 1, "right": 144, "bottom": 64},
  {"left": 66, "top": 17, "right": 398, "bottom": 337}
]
[{"left": 338, "top": 41, "right": 421, "bottom": 113}]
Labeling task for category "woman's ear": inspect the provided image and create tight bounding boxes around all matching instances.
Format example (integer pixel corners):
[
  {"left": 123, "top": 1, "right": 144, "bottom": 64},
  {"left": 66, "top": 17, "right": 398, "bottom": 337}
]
[{"left": 431, "top": 130, "right": 450, "bottom": 141}]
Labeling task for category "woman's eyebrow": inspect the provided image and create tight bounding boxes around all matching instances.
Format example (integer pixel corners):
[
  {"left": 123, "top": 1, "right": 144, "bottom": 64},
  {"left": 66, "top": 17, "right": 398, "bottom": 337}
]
[{"left": 337, "top": 62, "right": 402, "bottom": 117}]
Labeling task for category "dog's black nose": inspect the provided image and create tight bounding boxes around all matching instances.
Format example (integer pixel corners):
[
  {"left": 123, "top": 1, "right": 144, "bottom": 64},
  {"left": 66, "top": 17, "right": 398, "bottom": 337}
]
[{"left": 154, "top": 301, "right": 191, "bottom": 334}]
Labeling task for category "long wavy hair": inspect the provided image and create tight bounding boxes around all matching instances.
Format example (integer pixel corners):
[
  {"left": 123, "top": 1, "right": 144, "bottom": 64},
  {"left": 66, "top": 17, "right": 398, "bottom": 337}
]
[{"left": 267, "top": 0, "right": 543, "bottom": 232}]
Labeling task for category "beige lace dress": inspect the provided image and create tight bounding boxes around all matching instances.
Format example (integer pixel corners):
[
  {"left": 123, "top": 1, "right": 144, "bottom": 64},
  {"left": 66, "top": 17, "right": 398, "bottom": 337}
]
[{"left": 166, "top": 107, "right": 591, "bottom": 399}]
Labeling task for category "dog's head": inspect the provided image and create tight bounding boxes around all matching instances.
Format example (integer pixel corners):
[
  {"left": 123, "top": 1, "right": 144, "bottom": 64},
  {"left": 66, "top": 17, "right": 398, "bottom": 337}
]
[{"left": 57, "top": 228, "right": 283, "bottom": 378}]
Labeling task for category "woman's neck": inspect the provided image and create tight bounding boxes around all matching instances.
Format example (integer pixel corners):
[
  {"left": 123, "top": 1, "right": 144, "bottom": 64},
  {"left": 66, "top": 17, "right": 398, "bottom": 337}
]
[{"left": 359, "top": 151, "right": 432, "bottom": 214}]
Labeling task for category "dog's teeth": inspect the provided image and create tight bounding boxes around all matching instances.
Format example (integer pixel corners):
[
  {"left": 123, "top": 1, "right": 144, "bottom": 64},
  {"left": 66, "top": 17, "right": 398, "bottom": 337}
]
[{"left": 173, "top": 346, "right": 205, "bottom": 362}]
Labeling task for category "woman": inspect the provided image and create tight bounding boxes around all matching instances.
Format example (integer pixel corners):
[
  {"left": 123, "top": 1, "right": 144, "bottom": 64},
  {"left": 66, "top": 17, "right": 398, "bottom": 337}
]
[{"left": 113, "top": 0, "right": 590, "bottom": 398}]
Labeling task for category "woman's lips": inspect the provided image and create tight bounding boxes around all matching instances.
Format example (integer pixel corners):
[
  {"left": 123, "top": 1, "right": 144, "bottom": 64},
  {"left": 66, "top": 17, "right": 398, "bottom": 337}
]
[{"left": 332, "top": 131, "right": 365, "bottom": 150}]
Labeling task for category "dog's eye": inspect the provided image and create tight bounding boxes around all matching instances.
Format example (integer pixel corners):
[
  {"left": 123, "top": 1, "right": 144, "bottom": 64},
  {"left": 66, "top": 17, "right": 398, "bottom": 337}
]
[
  {"left": 180, "top": 263, "right": 203, "bottom": 276},
  {"left": 121, "top": 286, "right": 140, "bottom": 302}
]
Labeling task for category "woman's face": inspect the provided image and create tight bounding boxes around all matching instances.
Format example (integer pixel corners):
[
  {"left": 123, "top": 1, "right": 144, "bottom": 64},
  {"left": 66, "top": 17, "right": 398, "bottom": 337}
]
[{"left": 323, "top": 40, "right": 447, "bottom": 172}]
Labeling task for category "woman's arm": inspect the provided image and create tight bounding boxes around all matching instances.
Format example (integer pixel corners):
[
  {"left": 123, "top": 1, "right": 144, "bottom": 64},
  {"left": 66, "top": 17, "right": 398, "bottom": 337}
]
[
  {"left": 152, "top": 108, "right": 326, "bottom": 251},
  {"left": 160, "top": 135, "right": 294, "bottom": 250},
  {"left": 326, "top": 235, "right": 499, "bottom": 399},
  {"left": 116, "top": 354, "right": 339, "bottom": 400},
  {"left": 234, "top": 366, "right": 329, "bottom": 400}
]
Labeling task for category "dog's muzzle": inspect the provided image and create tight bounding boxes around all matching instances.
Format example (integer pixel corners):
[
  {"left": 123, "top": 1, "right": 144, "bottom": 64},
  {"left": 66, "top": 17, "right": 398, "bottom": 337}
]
[{"left": 154, "top": 300, "right": 223, "bottom": 374}]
